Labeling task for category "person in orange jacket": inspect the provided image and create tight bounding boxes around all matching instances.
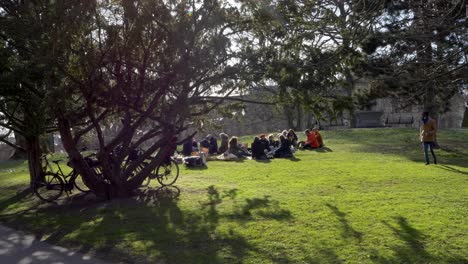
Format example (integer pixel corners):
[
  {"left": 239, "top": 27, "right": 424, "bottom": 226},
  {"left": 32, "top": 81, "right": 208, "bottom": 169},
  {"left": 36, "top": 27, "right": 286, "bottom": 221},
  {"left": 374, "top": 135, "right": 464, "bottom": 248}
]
[
  {"left": 312, "top": 127, "right": 324, "bottom": 148},
  {"left": 420, "top": 111, "right": 437, "bottom": 165},
  {"left": 301, "top": 129, "right": 320, "bottom": 149}
]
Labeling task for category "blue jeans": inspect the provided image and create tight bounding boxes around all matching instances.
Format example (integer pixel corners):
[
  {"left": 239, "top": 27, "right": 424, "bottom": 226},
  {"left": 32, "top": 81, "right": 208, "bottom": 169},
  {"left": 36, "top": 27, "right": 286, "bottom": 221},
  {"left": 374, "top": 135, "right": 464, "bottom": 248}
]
[{"left": 423, "top": 142, "right": 437, "bottom": 164}]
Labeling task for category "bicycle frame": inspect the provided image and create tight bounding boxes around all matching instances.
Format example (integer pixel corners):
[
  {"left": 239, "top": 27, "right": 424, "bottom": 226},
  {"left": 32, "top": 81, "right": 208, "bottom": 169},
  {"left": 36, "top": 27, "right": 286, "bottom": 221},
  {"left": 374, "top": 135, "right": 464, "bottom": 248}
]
[{"left": 41, "top": 155, "right": 79, "bottom": 192}]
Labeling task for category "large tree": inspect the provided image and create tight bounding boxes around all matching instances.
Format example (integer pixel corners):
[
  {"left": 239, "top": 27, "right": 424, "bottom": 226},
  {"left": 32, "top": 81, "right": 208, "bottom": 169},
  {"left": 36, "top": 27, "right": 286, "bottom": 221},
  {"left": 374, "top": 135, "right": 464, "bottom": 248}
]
[
  {"left": 357, "top": 0, "right": 468, "bottom": 117},
  {"left": 0, "top": 1, "right": 65, "bottom": 186},
  {"left": 47, "top": 0, "right": 245, "bottom": 198},
  {"left": 235, "top": 0, "right": 387, "bottom": 129}
]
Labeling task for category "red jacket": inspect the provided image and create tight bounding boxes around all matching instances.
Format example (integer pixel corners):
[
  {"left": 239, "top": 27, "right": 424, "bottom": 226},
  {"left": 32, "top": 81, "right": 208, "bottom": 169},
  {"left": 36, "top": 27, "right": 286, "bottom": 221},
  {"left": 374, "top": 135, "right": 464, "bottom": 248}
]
[{"left": 307, "top": 133, "right": 320, "bottom": 148}]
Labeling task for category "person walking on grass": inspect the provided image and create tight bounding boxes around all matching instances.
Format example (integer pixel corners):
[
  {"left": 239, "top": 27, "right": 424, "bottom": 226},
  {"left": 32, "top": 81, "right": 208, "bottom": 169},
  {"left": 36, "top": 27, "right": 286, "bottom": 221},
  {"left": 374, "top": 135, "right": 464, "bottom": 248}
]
[{"left": 420, "top": 111, "right": 437, "bottom": 165}]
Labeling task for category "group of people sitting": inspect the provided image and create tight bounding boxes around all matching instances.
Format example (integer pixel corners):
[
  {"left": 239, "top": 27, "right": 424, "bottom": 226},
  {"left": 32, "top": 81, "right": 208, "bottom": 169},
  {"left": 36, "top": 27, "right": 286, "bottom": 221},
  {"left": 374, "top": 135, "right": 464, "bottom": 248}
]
[
  {"left": 181, "top": 127, "right": 324, "bottom": 161},
  {"left": 250, "top": 128, "right": 324, "bottom": 160}
]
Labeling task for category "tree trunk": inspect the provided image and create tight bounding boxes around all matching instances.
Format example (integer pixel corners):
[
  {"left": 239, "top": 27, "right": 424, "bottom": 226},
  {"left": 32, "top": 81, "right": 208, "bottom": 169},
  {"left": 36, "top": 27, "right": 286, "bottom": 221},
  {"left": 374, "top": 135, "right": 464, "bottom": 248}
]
[
  {"left": 58, "top": 116, "right": 112, "bottom": 198},
  {"left": 26, "top": 135, "right": 42, "bottom": 188},
  {"left": 343, "top": 69, "right": 357, "bottom": 128},
  {"left": 295, "top": 105, "right": 303, "bottom": 131}
]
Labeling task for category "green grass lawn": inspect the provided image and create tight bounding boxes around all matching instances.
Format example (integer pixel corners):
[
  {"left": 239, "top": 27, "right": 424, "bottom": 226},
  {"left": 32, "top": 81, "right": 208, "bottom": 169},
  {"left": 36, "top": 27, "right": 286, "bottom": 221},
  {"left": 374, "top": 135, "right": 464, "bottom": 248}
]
[{"left": 0, "top": 128, "right": 467, "bottom": 264}]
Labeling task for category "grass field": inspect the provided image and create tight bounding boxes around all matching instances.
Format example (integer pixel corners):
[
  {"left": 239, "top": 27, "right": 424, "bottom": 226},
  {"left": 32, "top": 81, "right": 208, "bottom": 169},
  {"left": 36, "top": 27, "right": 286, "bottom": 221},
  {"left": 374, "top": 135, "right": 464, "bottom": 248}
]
[{"left": 0, "top": 128, "right": 467, "bottom": 264}]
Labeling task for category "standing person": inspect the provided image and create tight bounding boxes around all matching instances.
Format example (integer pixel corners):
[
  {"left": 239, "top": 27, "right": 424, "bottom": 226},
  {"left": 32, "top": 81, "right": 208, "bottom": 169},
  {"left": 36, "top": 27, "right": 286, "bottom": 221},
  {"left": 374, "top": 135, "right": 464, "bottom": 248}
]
[
  {"left": 218, "top": 133, "right": 229, "bottom": 154},
  {"left": 420, "top": 112, "right": 437, "bottom": 165}
]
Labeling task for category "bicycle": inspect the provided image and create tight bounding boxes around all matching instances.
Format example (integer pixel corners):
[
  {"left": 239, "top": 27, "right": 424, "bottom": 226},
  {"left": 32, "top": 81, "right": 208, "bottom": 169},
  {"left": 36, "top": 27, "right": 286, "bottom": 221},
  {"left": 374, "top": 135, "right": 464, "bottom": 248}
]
[
  {"left": 119, "top": 145, "right": 180, "bottom": 188},
  {"left": 140, "top": 157, "right": 179, "bottom": 187},
  {"left": 33, "top": 154, "right": 95, "bottom": 202}
]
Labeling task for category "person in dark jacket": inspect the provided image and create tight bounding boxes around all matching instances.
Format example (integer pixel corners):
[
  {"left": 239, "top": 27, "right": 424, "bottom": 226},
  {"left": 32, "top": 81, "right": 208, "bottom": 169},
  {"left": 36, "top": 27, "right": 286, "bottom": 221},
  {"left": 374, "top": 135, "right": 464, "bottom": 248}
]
[
  {"left": 259, "top": 134, "right": 270, "bottom": 152},
  {"left": 192, "top": 138, "right": 199, "bottom": 152},
  {"left": 228, "top": 136, "right": 250, "bottom": 158},
  {"left": 274, "top": 135, "right": 293, "bottom": 158},
  {"left": 182, "top": 138, "right": 193, "bottom": 156},
  {"left": 287, "top": 129, "right": 298, "bottom": 147},
  {"left": 209, "top": 136, "right": 218, "bottom": 155},
  {"left": 200, "top": 135, "right": 211, "bottom": 150},
  {"left": 218, "top": 133, "right": 229, "bottom": 154},
  {"left": 251, "top": 137, "right": 268, "bottom": 160}
]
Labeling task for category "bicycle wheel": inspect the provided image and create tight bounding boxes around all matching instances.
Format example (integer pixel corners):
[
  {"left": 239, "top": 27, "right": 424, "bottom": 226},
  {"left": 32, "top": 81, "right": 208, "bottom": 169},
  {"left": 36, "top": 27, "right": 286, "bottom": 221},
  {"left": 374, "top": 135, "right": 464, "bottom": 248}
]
[
  {"left": 73, "top": 173, "right": 90, "bottom": 193},
  {"left": 156, "top": 159, "right": 179, "bottom": 186},
  {"left": 34, "top": 172, "right": 64, "bottom": 202}
]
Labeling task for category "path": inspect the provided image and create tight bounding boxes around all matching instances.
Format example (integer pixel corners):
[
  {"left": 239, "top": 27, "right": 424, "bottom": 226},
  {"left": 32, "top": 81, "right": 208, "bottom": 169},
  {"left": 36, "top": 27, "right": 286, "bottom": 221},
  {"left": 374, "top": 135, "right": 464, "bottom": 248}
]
[{"left": 0, "top": 224, "right": 111, "bottom": 264}]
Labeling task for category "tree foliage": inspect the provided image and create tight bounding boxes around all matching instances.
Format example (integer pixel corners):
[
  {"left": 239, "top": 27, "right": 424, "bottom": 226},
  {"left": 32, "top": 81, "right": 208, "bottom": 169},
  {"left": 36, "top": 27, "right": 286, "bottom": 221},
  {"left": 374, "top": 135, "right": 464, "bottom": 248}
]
[
  {"left": 47, "top": 0, "right": 245, "bottom": 197},
  {"left": 357, "top": 0, "right": 468, "bottom": 116}
]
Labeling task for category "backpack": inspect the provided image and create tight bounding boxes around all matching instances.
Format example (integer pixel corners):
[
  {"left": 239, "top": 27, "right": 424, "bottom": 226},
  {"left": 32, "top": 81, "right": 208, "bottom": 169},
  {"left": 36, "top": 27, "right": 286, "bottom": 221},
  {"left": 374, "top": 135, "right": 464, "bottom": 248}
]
[{"left": 184, "top": 156, "right": 205, "bottom": 167}]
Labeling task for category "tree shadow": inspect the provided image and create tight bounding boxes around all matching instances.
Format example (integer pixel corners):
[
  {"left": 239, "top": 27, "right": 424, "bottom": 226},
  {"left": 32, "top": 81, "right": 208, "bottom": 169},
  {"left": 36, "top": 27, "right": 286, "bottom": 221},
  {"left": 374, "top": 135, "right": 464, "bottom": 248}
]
[
  {"left": 344, "top": 129, "right": 468, "bottom": 168},
  {"left": 0, "top": 188, "right": 32, "bottom": 212},
  {"left": 370, "top": 216, "right": 467, "bottom": 264},
  {"left": 0, "top": 185, "right": 295, "bottom": 264},
  {"left": 325, "top": 203, "right": 362, "bottom": 242}
]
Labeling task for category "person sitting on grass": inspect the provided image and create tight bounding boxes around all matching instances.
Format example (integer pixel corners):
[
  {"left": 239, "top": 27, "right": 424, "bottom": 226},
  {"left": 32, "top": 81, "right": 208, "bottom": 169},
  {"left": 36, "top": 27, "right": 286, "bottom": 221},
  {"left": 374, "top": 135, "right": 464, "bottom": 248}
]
[
  {"left": 312, "top": 127, "right": 324, "bottom": 148},
  {"left": 251, "top": 137, "right": 268, "bottom": 160},
  {"left": 182, "top": 137, "right": 194, "bottom": 156},
  {"left": 192, "top": 137, "right": 199, "bottom": 152},
  {"left": 287, "top": 129, "right": 299, "bottom": 148},
  {"left": 259, "top": 134, "right": 270, "bottom": 152},
  {"left": 274, "top": 135, "right": 293, "bottom": 158},
  {"left": 228, "top": 136, "right": 251, "bottom": 158},
  {"left": 301, "top": 129, "right": 320, "bottom": 149},
  {"left": 218, "top": 133, "right": 229, "bottom": 154},
  {"left": 268, "top": 134, "right": 279, "bottom": 150},
  {"left": 209, "top": 135, "right": 218, "bottom": 155},
  {"left": 200, "top": 135, "right": 211, "bottom": 152}
]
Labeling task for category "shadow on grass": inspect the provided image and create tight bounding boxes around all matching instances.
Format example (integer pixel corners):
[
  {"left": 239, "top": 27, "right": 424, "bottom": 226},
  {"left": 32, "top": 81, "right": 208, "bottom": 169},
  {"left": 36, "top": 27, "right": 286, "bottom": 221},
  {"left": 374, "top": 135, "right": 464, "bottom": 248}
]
[
  {"left": 0, "top": 188, "right": 32, "bottom": 212},
  {"left": 253, "top": 158, "right": 271, "bottom": 163},
  {"left": 369, "top": 216, "right": 467, "bottom": 264},
  {"left": 316, "top": 146, "right": 333, "bottom": 152},
  {"left": 287, "top": 156, "right": 301, "bottom": 162},
  {"left": 184, "top": 165, "right": 208, "bottom": 170},
  {"left": 436, "top": 164, "right": 468, "bottom": 176},
  {"left": 325, "top": 203, "right": 362, "bottom": 242},
  {"left": 0, "top": 185, "right": 296, "bottom": 264},
  {"left": 334, "top": 128, "right": 468, "bottom": 168}
]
